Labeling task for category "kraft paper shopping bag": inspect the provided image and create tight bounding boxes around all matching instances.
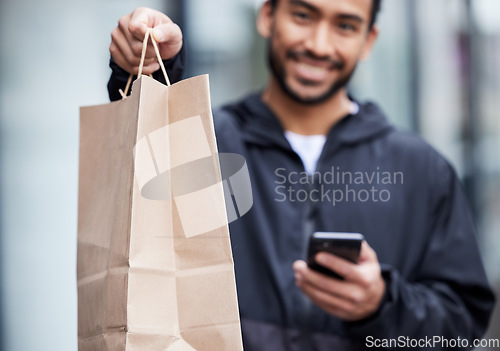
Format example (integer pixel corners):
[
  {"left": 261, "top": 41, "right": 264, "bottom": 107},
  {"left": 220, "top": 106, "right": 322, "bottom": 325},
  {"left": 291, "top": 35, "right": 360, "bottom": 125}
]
[{"left": 77, "top": 29, "right": 243, "bottom": 351}]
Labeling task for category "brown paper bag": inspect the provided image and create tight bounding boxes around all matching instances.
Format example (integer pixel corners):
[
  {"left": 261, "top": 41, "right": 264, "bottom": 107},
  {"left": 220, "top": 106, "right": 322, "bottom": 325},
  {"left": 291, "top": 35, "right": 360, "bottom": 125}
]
[{"left": 77, "top": 29, "right": 243, "bottom": 351}]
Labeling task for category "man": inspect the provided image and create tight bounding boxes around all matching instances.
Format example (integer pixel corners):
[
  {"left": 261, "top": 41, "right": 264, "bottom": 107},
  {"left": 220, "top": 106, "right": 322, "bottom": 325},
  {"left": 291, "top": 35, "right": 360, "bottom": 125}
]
[{"left": 108, "top": 0, "right": 495, "bottom": 350}]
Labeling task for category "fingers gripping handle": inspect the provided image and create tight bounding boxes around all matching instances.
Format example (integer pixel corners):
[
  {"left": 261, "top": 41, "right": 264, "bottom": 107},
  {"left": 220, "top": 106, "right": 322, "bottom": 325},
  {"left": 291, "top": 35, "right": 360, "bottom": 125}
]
[
  {"left": 120, "top": 28, "right": 171, "bottom": 99},
  {"left": 138, "top": 28, "right": 170, "bottom": 84}
]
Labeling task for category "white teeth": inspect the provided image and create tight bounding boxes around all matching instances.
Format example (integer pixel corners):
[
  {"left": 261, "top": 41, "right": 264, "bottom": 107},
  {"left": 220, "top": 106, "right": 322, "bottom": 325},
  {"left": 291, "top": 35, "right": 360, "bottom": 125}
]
[{"left": 298, "top": 62, "right": 328, "bottom": 74}]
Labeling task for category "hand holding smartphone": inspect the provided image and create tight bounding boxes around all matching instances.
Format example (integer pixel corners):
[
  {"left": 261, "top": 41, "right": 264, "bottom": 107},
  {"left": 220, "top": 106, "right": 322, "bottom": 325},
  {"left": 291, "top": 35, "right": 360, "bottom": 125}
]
[{"left": 307, "top": 232, "right": 365, "bottom": 279}]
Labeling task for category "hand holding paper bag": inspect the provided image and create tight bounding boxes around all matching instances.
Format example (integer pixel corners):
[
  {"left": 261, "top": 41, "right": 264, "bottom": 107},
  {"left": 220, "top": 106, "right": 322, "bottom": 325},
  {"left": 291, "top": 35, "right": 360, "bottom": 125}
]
[
  {"left": 78, "top": 29, "right": 244, "bottom": 351},
  {"left": 110, "top": 8, "right": 183, "bottom": 75}
]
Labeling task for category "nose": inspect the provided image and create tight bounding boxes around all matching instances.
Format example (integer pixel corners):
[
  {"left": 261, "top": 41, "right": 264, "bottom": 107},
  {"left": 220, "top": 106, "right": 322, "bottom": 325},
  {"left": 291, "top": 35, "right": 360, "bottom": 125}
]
[{"left": 304, "top": 22, "right": 335, "bottom": 58}]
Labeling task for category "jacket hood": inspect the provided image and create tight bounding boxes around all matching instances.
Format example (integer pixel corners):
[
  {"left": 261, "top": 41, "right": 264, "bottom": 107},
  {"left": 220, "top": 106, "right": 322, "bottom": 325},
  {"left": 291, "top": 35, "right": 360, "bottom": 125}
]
[{"left": 227, "top": 93, "right": 394, "bottom": 152}]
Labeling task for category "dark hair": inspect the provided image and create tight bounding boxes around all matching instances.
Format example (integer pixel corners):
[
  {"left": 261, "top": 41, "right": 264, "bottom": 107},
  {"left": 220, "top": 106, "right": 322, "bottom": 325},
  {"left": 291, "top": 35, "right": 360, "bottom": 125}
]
[{"left": 269, "top": 0, "right": 382, "bottom": 30}]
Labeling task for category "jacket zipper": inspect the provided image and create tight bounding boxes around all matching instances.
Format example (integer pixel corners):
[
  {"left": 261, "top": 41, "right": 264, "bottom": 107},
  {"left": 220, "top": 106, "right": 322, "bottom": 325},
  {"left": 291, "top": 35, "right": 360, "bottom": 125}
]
[
  {"left": 288, "top": 137, "right": 333, "bottom": 351},
  {"left": 301, "top": 178, "right": 317, "bottom": 351},
  {"left": 299, "top": 138, "right": 334, "bottom": 351}
]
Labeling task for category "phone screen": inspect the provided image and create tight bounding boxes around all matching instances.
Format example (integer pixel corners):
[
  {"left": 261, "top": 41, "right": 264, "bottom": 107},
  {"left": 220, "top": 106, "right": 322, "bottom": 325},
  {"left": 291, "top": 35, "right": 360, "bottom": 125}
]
[{"left": 307, "top": 232, "right": 364, "bottom": 279}]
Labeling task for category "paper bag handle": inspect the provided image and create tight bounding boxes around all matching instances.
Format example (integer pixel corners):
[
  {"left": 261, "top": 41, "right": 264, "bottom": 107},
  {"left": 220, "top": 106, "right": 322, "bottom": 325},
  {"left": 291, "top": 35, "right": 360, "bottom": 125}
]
[{"left": 120, "top": 28, "right": 171, "bottom": 99}]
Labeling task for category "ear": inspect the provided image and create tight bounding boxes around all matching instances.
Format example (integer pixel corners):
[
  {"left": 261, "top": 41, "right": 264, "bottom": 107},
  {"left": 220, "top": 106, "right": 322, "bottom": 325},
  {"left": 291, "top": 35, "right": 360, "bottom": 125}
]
[
  {"left": 360, "top": 25, "right": 379, "bottom": 61},
  {"left": 257, "top": 1, "right": 273, "bottom": 39}
]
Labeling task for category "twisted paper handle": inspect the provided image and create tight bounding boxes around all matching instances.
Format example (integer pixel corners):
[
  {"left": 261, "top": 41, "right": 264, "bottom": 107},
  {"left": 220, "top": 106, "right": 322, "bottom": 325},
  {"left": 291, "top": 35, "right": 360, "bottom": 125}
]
[{"left": 120, "top": 28, "right": 171, "bottom": 99}]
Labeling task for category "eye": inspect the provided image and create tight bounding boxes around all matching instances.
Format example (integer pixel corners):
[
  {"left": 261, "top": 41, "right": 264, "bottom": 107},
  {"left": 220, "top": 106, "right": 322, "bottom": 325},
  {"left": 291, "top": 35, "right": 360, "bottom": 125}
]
[
  {"left": 339, "top": 22, "right": 356, "bottom": 31},
  {"left": 293, "top": 11, "right": 312, "bottom": 22}
]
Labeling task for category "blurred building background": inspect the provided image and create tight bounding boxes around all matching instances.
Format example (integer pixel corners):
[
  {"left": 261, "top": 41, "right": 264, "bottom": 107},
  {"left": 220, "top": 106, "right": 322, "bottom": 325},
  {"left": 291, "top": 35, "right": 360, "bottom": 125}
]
[{"left": 0, "top": 0, "right": 499, "bottom": 350}]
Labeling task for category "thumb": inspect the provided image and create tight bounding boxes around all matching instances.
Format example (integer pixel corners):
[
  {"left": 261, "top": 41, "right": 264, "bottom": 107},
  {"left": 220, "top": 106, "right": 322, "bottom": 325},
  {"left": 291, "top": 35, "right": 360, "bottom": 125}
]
[
  {"left": 152, "top": 22, "right": 182, "bottom": 44},
  {"left": 152, "top": 23, "right": 183, "bottom": 60},
  {"left": 359, "top": 240, "right": 377, "bottom": 263},
  {"left": 128, "top": 7, "right": 171, "bottom": 40}
]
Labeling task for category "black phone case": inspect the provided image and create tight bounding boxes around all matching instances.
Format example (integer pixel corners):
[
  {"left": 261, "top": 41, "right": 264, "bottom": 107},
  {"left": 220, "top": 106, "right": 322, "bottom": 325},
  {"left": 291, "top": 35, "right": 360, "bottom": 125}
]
[{"left": 307, "top": 233, "right": 363, "bottom": 279}]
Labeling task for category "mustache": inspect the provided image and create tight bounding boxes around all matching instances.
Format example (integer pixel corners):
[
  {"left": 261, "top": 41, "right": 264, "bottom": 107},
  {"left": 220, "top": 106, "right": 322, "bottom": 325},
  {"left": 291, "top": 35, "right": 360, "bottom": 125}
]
[{"left": 287, "top": 50, "right": 344, "bottom": 70}]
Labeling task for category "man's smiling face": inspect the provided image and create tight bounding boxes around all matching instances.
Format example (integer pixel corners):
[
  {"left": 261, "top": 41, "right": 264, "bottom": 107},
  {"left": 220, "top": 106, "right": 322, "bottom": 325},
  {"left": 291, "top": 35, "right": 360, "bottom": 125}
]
[{"left": 258, "top": 0, "right": 378, "bottom": 104}]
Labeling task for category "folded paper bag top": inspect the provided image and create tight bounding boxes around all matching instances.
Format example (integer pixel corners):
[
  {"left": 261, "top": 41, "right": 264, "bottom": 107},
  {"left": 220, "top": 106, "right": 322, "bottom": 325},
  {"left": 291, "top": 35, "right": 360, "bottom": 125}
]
[{"left": 77, "top": 29, "right": 243, "bottom": 351}]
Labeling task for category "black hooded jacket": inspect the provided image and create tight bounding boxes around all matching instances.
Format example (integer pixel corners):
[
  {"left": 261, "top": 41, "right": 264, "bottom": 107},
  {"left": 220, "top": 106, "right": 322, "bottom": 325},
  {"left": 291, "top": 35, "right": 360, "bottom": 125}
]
[{"left": 108, "top": 52, "right": 495, "bottom": 350}]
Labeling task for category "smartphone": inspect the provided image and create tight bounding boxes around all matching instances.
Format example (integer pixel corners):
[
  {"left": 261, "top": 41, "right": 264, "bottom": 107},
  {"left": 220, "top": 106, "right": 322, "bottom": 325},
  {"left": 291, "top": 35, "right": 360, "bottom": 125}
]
[{"left": 307, "top": 232, "right": 365, "bottom": 279}]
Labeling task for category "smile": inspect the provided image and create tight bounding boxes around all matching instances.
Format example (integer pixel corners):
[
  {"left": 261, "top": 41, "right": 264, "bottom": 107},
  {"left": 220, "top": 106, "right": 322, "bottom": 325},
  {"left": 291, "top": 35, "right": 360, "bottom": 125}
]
[
  {"left": 293, "top": 60, "right": 332, "bottom": 82},
  {"left": 298, "top": 62, "right": 330, "bottom": 74}
]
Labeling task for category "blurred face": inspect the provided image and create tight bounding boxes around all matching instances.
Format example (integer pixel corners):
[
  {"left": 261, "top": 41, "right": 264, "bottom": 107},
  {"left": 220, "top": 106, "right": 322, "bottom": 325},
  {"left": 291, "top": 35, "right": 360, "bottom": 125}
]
[{"left": 259, "top": 0, "right": 378, "bottom": 104}]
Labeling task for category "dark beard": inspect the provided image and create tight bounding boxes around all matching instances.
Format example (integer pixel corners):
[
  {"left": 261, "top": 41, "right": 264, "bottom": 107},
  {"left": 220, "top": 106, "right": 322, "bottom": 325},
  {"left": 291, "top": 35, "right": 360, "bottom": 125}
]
[{"left": 267, "top": 40, "right": 357, "bottom": 105}]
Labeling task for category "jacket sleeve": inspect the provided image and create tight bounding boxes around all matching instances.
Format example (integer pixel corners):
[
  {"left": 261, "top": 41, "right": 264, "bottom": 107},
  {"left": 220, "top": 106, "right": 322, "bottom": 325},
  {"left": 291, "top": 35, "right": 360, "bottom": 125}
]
[
  {"left": 107, "top": 45, "right": 186, "bottom": 101},
  {"left": 345, "top": 156, "right": 495, "bottom": 347}
]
